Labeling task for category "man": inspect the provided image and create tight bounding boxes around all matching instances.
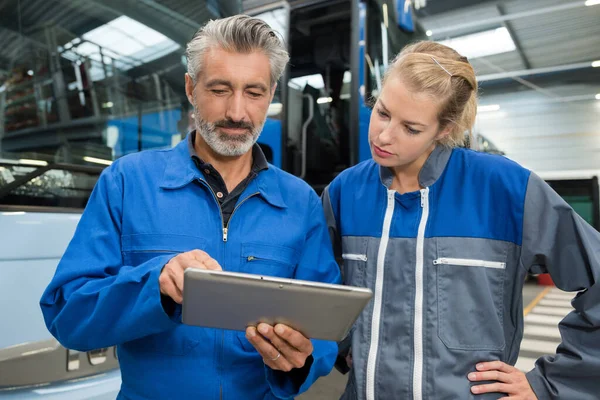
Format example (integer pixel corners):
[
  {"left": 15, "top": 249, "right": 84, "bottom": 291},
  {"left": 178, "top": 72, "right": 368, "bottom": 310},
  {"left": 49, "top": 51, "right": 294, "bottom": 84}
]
[{"left": 40, "top": 15, "right": 340, "bottom": 399}]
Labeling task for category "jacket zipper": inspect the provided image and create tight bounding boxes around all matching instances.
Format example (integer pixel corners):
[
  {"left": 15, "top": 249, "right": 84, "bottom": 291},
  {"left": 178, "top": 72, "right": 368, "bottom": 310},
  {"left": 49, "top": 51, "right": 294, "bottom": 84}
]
[
  {"left": 413, "top": 187, "right": 430, "bottom": 400},
  {"left": 197, "top": 179, "right": 259, "bottom": 242},
  {"left": 341, "top": 253, "right": 368, "bottom": 261},
  {"left": 222, "top": 192, "right": 260, "bottom": 242},
  {"left": 433, "top": 257, "right": 506, "bottom": 269},
  {"left": 197, "top": 180, "right": 227, "bottom": 241},
  {"left": 197, "top": 180, "right": 258, "bottom": 399},
  {"left": 366, "top": 190, "right": 395, "bottom": 400}
]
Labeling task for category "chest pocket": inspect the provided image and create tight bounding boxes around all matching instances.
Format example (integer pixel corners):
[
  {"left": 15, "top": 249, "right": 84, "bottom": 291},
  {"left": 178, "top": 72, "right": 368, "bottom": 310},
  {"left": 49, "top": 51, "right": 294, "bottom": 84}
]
[
  {"left": 122, "top": 234, "right": 207, "bottom": 266},
  {"left": 436, "top": 244, "right": 507, "bottom": 351},
  {"left": 240, "top": 242, "right": 297, "bottom": 278},
  {"left": 341, "top": 236, "right": 368, "bottom": 287}
]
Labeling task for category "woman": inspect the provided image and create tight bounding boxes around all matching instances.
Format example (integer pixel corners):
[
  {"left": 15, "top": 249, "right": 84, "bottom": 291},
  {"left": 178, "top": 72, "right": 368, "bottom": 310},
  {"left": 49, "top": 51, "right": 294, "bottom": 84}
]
[{"left": 322, "top": 41, "right": 600, "bottom": 400}]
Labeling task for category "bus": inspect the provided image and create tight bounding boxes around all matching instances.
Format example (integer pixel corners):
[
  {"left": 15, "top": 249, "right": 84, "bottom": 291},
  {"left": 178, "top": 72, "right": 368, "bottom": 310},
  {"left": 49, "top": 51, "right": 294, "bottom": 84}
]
[{"left": 250, "top": 0, "right": 423, "bottom": 192}]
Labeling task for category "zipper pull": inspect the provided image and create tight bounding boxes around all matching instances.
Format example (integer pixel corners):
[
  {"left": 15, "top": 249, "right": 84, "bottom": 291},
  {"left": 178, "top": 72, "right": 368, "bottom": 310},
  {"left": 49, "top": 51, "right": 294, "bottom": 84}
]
[{"left": 222, "top": 227, "right": 228, "bottom": 242}]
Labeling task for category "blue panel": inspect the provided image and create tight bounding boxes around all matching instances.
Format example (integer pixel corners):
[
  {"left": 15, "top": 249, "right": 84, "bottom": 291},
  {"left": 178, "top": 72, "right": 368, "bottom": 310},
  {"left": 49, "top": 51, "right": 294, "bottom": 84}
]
[
  {"left": 395, "top": 0, "right": 415, "bottom": 32},
  {"left": 108, "top": 109, "right": 182, "bottom": 157},
  {"left": 428, "top": 149, "right": 530, "bottom": 245},
  {"left": 258, "top": 118, "right": 282, "bottom": 168}
]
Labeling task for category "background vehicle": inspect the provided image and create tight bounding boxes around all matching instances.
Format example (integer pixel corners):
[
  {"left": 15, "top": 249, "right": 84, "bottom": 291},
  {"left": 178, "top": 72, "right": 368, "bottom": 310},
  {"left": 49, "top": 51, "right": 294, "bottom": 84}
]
[
  {"left": 0, "top": 161, "right": 120, "bottom": 398},
  {"left": 253, "top": 0, "right": 423, "bottom": 192}
]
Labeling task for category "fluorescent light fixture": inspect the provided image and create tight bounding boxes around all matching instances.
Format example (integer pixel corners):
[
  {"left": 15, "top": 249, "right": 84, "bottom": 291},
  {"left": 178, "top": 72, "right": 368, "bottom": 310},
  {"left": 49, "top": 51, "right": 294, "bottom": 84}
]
[
  {"left": 289, "top": 74, "right": 325, "bottom": 89},
  {"left": 383, "top": 3, "right": 389, "bottom": 29},
  {"left": 596, "top": 94, "right": 600, "bottom": 100},
  {"left": 83, "top": 156, "right": 113, "bottom": 166},
  {"left": 19, "top": 159, "right": 48, "bottom": 166},
  {"left": 478, "top": 104, "right": 501, "bottom": 112},
  {"left": 27, "top": 70, "right": 34, "bottom": 76},
  {"left": 2, "top": 211, "right": 26, "bottom": 216},
  {"left": 267, "top": 102, "right": 283, "bottom": 116},
  {"left": 317, "top": 97, "right": 333, "bottom": 104},
  {"left": 592, "top": 60, "right": 600, "bottom": 68},
  {"left": 426, "top": 30, "right": 433, "bottom": 37},
  {"left": 585, "top": 0, "right": 600, "bottom": 6},
  {"left": 102, "top": 101, "right": 114, "bottom": 108},
  {"left": 438, "top": 27, "right": 516, "bottom": 59}
]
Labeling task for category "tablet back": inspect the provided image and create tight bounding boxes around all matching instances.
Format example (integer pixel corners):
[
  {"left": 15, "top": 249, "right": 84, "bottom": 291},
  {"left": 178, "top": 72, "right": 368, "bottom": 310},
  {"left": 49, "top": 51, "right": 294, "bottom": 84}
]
[{"left": 182, "top": 269, "right": 372, "bottom": 341}]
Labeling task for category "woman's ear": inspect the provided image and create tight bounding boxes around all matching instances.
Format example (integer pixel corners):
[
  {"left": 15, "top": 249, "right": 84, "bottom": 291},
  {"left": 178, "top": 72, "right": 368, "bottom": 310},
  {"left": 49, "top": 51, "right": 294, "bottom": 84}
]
[{"left": 435, "top": 124, "right": 453, "bottom": 142}]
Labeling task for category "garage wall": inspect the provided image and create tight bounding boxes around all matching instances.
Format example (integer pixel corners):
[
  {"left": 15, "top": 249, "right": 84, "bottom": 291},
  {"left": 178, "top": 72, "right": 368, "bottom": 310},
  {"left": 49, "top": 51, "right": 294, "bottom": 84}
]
[{"left": 474, "top": 84, "right": 600, "bottom": 173}]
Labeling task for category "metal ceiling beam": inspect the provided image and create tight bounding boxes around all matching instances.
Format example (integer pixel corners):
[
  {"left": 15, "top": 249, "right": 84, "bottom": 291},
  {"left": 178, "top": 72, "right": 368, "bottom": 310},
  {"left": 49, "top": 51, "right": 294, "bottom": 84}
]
[
  {"left": 496, "top": 4, "right": 530, "bottom": 70},
  {"left": 137, "top": 0, "right": 206, "bottom": 28},
  {"left": 430, "top": 1, "right": 586, "bottom": 38},
  {"left": 477, "top": 61, "right": 597, "bottom": 82},
  {"left": 67, "top": 0, "right": 195, "bottom": 46}
]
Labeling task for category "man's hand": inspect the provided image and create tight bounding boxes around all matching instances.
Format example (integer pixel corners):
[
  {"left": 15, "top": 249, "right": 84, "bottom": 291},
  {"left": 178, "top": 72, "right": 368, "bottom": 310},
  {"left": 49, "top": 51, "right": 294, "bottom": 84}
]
[
  {"left": 159, "top": 250, "right": 221, "bottom": 304},
  {"left": 246, "top": 323, "right": 313, "bottom": 372},
  {"left": 468, "top": 361, "right": 538, "bottom": 399}
]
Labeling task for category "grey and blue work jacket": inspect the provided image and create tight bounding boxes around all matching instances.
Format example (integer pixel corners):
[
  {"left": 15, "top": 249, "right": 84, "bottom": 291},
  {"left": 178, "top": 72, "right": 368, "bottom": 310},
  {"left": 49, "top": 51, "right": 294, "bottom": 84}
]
[{"left": 322, "top": 146, "right": 600, "bottom": 400}]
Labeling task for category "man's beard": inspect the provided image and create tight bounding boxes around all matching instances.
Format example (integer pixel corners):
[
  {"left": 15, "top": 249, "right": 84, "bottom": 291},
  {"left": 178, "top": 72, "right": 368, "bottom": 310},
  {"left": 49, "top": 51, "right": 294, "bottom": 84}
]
[{"left": 193, "top": 102, "right": 263, "bottom": 157}]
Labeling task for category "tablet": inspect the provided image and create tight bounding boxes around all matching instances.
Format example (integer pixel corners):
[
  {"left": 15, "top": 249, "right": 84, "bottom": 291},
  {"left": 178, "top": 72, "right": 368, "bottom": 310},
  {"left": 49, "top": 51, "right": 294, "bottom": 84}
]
[{"left": 182, "top": 268, "right": 373, "bottom": 341}]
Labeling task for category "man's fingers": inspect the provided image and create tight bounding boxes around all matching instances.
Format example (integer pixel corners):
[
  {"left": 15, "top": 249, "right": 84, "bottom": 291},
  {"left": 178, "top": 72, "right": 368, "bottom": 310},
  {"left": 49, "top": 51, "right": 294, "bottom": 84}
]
[
  {"left": 190, "top": 249, "right": 210, "bottom": 263},
  {"left": 246, "top": 326, "right": 294, "bottom": 371},
  {"left": 257, "top": 324, "right": 305, "bottom": 368},
  {"left": 468, "top": 371, "right": 512, "bottom": 383},
  {"left": 273, "top": 324, "right": 313, "bottom": 354},
  {"left": 246, "top": 326, "right": 280, "bottom": 359},
  {"left": 160, "top": 276, "right": 182, "bottom": 304},
  {"left": 202, "top": 258, "right": 222, "bottom": 271}
]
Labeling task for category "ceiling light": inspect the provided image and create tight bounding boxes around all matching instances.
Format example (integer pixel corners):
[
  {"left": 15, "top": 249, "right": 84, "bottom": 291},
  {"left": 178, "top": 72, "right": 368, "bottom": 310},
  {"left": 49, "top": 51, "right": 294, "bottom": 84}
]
[
  {"left": 438, "top": 27, "right": 516, "bottom": 59},
  {"left": 19, "top": 159, "right": 48, "bottom": 166},
  {"left": 585, "top": 0, "right": 600, "bottom": 6},
  {"left": 317, "top": 97, "right": 333, "bottom": 104},
  {"left": 596, "top": 94, "right": 600, "bottom": 100},
  {"left": 426, "top": 30, "right": 433, "bottom": 37},
  {"left": 478, "top": 104, "right": 501, "bottom": 112},
  {"left": 83, "top": 156, "right": 113, "bottom": 166},
  {"left": 592, "top": 60, "right": 600, "bottom": 68}
]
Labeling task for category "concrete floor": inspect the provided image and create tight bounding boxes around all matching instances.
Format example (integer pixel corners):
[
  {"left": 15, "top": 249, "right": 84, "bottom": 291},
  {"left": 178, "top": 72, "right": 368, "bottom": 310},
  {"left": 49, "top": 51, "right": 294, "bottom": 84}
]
[{"left": 298, "top": 279, "right": 546, "bottom": 400}]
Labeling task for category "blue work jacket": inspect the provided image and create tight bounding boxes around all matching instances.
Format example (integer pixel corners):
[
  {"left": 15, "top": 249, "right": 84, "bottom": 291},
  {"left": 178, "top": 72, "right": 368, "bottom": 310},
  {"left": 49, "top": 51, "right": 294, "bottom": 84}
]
[{"left": 40, "top": 135, "right": 341, "bottom": 399}]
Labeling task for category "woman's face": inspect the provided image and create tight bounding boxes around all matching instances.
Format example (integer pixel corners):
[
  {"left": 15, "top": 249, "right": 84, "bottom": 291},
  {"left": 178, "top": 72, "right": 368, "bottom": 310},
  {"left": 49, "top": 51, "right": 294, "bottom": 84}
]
[{"left": 368, "top": 76, "right": 451, "bottom": 170}]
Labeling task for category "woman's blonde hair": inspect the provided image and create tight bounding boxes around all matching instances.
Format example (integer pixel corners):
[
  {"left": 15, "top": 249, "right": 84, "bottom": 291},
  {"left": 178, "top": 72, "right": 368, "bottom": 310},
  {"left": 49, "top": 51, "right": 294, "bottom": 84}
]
[{"left": 383, "top": 41, "right": 477, "bottom": 148}]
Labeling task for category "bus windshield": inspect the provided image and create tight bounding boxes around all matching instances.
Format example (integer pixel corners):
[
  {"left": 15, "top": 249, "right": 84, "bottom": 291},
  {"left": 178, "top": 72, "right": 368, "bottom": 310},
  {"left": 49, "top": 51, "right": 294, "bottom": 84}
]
[{"left": 0, "top": 162, "right": 102, "bottom": 210}]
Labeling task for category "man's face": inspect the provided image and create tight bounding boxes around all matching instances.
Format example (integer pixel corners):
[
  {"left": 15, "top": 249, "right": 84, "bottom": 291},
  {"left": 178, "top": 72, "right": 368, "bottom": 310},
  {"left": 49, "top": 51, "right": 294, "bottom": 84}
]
[{"left": 185, "top": 47, "right": 275, "bottom": 157}]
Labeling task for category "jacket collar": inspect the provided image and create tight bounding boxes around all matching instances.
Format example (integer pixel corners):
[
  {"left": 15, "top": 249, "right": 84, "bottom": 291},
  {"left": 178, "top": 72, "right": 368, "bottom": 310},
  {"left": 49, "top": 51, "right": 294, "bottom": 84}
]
[
  {"left": 379, "top": 145, "right": 453, "bottom": 189},
  {"left": 160, "top": 133, "right": 286, "bottom": 209}
]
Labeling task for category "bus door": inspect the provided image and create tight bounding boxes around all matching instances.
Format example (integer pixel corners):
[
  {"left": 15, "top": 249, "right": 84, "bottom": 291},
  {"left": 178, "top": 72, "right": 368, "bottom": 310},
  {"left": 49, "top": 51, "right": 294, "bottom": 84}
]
[{"left": 247, "top": 2, "right": 291, "bottom": 170}]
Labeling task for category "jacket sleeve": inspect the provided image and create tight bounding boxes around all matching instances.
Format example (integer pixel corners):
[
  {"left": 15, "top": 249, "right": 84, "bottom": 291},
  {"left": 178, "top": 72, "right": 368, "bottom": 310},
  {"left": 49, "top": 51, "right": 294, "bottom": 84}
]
[
  {"left": 40, "top": 165, "right": 178, "bottom": 352},
  {"left": 321, "top": 182, "right": 352, "bottom": 374},
  {"left": 265, "top": 191, "right": 341, "bottom": 399},
  {"left": 521, "top": 173, "right": 600, "bottom": 399}
]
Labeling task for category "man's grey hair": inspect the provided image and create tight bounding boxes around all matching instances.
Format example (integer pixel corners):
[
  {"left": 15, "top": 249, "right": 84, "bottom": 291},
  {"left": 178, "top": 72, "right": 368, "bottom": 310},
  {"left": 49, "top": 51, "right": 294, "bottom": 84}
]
[{"left": 186, "top": 15, "right": 289, "bottom": 87}]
